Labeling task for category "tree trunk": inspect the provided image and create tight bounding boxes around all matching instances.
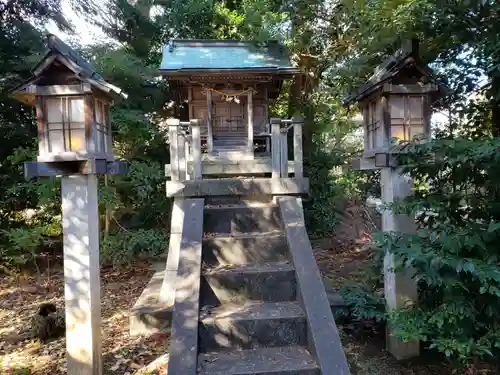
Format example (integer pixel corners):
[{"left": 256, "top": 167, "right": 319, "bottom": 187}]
[{"left": 491, "top": 74, "right": 500, "bottom": 137}]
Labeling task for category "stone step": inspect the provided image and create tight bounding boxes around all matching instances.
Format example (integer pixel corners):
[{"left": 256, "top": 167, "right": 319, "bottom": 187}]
[
  {"left": 199, "top": 301, "right": 306, "bottom": 352},
  {"left": 214, "top": 144, "right": 247, "bottom": 149},
  {"left": 214, "top": 139, "right": 247, "bottom": 144},
  {"left": 197, "top": 346, "right": 320, "bottom": 375},
  {"left": 201, "top": 262, "right": 296, "bottom": 305},
  {"left": 215, "top": 151, "right": 252, "bottom": 157},
  {"left": 204, "top": 206, "right": 282, "bottom": 234},
  {"left": 205, "top": 195, "right": 274, "bottom": 207},
  {"left": 203, "top": 233, "right": 289, "bottom": 266}
]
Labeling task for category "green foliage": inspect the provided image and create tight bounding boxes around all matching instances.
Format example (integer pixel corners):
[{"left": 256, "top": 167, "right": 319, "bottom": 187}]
[
  {"left": 336, "top": 285, "right": 386, "bottom": 323},
  {"left": 1, "top": 227, "right": 45, "bottom": 273},
  {"left": 101, "top": 229, "right": 168, "bottom": 268},
  {"left": 370, "top": 137, "right": 500, "bottom": 363}
]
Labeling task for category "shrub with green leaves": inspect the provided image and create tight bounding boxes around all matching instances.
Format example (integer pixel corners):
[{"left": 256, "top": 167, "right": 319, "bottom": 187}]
[
  {"left": 100, "top": 229, "right": 168, "bottom": 268},
  {"left": 371, "top": 136, "right": 500, "bottom": 364},
  {"left": 1, "top": 227, "right": 45, "bottom": 274}
]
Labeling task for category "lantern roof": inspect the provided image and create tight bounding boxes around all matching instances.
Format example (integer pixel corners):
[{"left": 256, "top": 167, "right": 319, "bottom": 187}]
[
  {"left": 12, "top": 34, "right": 127, "bottom": 105},
  {"left": 159, "top": 40, "right": 299, "bottom": 78},
  {"left": 343, "top": 39, "right": 449, "bottom": 105}
]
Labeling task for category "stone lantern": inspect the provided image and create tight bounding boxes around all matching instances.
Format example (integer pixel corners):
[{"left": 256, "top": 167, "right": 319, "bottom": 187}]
[
  {"left": 13, "top": 34, "right": 127, "bottom": 176},
  {"left": 344, "top": 39, "right": 449, "bottom": 360},
  {"left": 11, "top": 34, "right": 127, "bottom": 375},
  {"left": 345, "top": 39, "right": 448, "bottom": 169}
]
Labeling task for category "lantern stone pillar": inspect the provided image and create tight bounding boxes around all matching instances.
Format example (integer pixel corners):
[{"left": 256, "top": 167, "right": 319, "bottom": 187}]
[
  {"left": 62, "top": 174, "right": 103, "bottom": 374},
  {"left": 344, "top": 39, "right": 449, "bottom": 360},
  {"left": 380, "top": 168, "right": 419, "bottom": 359}
]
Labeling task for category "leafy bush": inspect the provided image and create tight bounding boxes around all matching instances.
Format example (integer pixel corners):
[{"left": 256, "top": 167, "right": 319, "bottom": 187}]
[
  {"left": 1, "top": 227, "right": 45, "bottom": 274},
  {"left": 337, "top": 285, "right": 386, "bottom": 323},
  {"left": 100, "top": 229, "right": 168, "bottom": 267},
  {"left": 304, "top": 147, "right": 377, "bottom": 236},
  {"left": 370, "top": 137, "right": 500, "bottom": 364}
]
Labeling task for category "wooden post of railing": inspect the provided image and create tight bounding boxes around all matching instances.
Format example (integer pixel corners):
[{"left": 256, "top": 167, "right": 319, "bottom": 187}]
[
  {"left": 178, "top": 124, "right": 186, "bottom": 181},
  {"left": 247, "top": 89, "right": 254, "bottom": 155},
  {"left": 206, "top": 90, "right": 213, "bottom": 153},
  {"left": 185, "top": 136, "right": 191, "bottom": 180},
  {"left": 167, "top": 118, "right": 180, "bottom": 181},
  {"left": 293, "top": 116, "right": 304, "bottom": 180},
  {"left": 270, "top": 117, "right": 281, "bottom": 179},
  {"left": 280, "top": 121, "right": 288, "bottom": 177},
  {"left": 191, "top": 119, "right": 202, "bottom": 179}
]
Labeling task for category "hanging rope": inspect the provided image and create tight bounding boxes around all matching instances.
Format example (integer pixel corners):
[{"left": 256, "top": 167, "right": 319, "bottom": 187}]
[{"left": 205, "top": 87, "right": 255, "bottom": 103}]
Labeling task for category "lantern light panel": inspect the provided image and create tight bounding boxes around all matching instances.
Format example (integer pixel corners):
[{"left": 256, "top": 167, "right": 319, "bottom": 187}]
[{"left": 11, "top": 34, "right": 127, "bottom": 164}]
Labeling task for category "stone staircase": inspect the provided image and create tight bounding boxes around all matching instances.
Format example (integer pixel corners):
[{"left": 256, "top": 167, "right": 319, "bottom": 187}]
[
  {"left": 130, "top": 196, "right": 350, "bottom": 375},
  {"left": 196, "top": 202, "right": 320, "bottom": 375},
  {"left": 212, "top": 134, "right": 252, "bottom": 159}
]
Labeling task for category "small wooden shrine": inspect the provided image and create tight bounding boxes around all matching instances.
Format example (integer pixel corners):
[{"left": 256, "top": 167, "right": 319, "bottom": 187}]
[{"left": 159, "top": 40, "right": 299, "bottom": 159}]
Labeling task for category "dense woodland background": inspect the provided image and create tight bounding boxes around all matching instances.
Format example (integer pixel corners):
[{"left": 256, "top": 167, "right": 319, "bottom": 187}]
[{"left": 2, "top": 0, "right": 500, "bottom": 369}]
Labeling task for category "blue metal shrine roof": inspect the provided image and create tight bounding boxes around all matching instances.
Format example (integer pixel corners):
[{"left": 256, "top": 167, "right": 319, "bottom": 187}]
[{"left": 159, "top": 40, "right": 298, "bottom": 75}]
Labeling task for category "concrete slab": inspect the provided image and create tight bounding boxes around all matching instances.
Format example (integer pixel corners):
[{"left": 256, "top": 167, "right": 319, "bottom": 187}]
[
  {"left": 204, "top": 206, "right": 282, "bottom": 234},
  {"left": 166, "top": 178, "right": 309, "bottom": 197},
  {"left": 199, "top": 301, "right": 306, "bottom": 352},
  {"left": 202, "top": 233, "right": 289, "bottom": 266},
  {"left": 129, "top": 270, "right": 172, "bottom": 336},
  {"left": 205, "top": 195, "right": 273, "bottom": 206},
  {"left": 201, "top": 262, "right": 296, "bottom": 305}
]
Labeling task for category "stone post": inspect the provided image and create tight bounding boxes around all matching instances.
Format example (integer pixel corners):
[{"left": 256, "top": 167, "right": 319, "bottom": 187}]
[
  {"left": 380, "top": 167, "right": 419, "bottom": 359},
  {"left": 247, "top": 89, "right": 254, "bottom": 155},
  {"left": 271, "top": 117, "right": 281, "bottom": 178},
  {"left": 191, "top": 119, "right": 202, "bottom": 180},
  {"left": 168, "top": 119, "right": 180, "bottom": 181},
  {"left": 62, "top": 175, "right": 102, "bottom": 375},
  {"left": 292, "top": 116, "right": 304, "bottom": 180},
  {"left": 280, "top": 125, "right": 288, "bottom": 178}
]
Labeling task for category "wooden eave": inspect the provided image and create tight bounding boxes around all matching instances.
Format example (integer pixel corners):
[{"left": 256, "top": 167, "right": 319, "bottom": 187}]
[
  {"left": 11, "top": 56, "right": 127, "bottom": 107},
  {"left": 11, "top": 34, "right": 127, "bottom": 106},
  {"left": 158, "top": 67, "right": 300, "bottom": 80}
]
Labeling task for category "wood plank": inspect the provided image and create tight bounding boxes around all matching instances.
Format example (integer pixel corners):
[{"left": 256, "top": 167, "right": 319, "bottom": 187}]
[
  {"left": 168, "top": 119, "right": 180, "bottom": 180},
  {"left": 166, "top": 178, "right": 309, "bottom": 197},
  {"left": 206, "top": 89, "right": 213, "bottom": 152},
  {"left": 36, "top": 97, "right": 46, "bottom": 154},
  {"left": 293, "top": 117, "right": 304, "bottom": 179},
  {"left": 382, "top": 83, "right": 439, "bottom": 94},
  {"left": 35, "top": 83, "right": 92, "bottom": 95},
  {"left": 271, "top": 118, "right": 281, "bottom": 178},
  {"left": 278, "top": 197, "right": 350, "bottom": 375},
  {"left": 165, "top": 159, "right": 295, "bottom": 176},
  {"left": 280, "top": 132, "right": 288, "bottom": 177},
  {"left": 178, "top": 132, "right": 186, "bottom": 180},
  {"left": 191, "top": 119, "right": 202, "bottom": 179},
  {"left": 247, "top": 89, "right": 254, "bottom": 154},
  {"left": 381, "top": 95, "right": 391, "bottom": 147}
]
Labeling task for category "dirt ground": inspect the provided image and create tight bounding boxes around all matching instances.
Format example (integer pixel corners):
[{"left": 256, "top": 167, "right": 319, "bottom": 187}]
[{"left": 1, "top": 262, "right": 169, "bottom": 375}]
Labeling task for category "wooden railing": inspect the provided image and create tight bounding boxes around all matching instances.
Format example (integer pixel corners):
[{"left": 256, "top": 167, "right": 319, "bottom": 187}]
[
  {"left": 270, "top": 116, "right": 304, "bottom": 180},
  {"left": 167, "top": 118, "right": 202, "bottom": 180},
  {"left": 167, "top": 116, "right": 304, "bottom": 182}
]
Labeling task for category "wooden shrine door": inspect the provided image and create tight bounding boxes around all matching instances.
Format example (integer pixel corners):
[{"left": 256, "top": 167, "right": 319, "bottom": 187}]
[{"left": 213, "top": 100, "right": 246, "bottom": 136}]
